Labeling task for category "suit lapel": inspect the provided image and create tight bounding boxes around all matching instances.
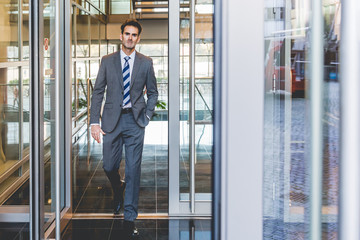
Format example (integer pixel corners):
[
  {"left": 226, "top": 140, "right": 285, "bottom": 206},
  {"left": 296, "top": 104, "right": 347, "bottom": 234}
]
[
  {"left": 130, "top": 52, "right": 143, "bottom": 90},
  {"left": 113, "top": 51, "right": 124, "bottom": 89}
]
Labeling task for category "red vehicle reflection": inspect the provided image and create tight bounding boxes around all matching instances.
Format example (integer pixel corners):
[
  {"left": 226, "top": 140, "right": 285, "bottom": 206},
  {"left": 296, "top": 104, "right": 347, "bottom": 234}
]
[{"left": 265, "top": 39, "right": 305, "bottom": 97}]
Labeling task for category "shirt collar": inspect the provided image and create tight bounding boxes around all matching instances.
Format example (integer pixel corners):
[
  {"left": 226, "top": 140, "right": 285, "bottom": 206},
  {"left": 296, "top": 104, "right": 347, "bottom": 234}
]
[{"left": 120, "top": 49, "right": 136, "bottom": 61}]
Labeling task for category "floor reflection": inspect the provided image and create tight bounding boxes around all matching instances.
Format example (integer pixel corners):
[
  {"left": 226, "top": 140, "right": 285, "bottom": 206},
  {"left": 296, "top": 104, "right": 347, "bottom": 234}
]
[{"left": 60, "top": 219, "right": 211, "bottom": 240}]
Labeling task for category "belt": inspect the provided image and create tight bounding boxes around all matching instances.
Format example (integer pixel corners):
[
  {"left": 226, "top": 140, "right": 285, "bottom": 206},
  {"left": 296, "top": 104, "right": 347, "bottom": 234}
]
[{"left": 121, "top": 108, "right": 132, "bottom": 114}]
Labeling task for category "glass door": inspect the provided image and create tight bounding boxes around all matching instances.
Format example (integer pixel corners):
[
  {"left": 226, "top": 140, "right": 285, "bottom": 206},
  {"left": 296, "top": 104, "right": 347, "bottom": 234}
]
[
  {"left": 169, "top": 0, "right": 213, "bottom": 216},
  {"left": 70, "top": 1, "right": 169, "bottom": 216},
  {"left": 0, "top": 0, "right": 70, "bottom": 238},
  {"left": 43, "top": 0, "right": 64, "bottom": 232},
  {"left": 0, "top": 0, "right": 30, "bottom": 226},
  {"left": 263, "top": 0, "right": 307, "bottom": 234},
  {"left": 263, "top": 0, "right": 341, "bottom": 238}
]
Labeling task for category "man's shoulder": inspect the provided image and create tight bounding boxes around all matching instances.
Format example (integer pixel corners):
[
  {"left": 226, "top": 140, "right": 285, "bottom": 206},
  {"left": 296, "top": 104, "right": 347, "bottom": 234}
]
[
  {"left": 102, "top": 51, "right": 119, "bottom": 61},
  {"left": 136, "top": 51, "right": 152, "bottom": 63}
]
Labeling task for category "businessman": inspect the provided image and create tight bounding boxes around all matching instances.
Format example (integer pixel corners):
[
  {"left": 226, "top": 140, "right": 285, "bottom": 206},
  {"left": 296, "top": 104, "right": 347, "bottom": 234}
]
[{"left": 90, "top": 19, "right": 158, "bottom": 237}]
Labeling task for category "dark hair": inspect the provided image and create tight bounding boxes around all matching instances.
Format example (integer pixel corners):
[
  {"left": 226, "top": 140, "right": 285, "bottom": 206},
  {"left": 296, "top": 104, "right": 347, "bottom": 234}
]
[{"left": 121, "top": 19, "right": 142, "bottom": 35}]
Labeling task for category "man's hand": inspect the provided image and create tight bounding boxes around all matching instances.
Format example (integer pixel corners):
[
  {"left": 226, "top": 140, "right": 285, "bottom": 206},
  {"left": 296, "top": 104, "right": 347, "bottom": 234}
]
[{"left": 91, "top": 125, "right": 106, "bottom": 143}]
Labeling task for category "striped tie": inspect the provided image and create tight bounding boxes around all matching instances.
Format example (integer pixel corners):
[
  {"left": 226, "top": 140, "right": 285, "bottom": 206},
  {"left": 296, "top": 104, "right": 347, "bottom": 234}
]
[{"left": 122, "top": 56, "right": 131, "bottom": 107}]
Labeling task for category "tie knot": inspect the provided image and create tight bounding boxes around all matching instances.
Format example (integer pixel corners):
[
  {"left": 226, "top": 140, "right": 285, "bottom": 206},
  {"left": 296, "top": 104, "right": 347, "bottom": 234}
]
[{"left": 124, "top": 56, "right": 130, "bottom": 62}]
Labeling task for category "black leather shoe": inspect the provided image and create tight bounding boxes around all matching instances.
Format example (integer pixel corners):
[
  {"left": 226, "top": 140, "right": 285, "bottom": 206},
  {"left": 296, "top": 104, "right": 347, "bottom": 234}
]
[
  {"left": 113, "top": 180, "right": 126, "bottom": 215},
  {"left": 124, "top": 220, "right": 139, "bottom": 238}
]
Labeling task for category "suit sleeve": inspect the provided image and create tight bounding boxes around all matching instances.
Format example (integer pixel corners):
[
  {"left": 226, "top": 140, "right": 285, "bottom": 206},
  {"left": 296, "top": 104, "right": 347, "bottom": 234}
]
[
  {"left": 90, "top": 57, "right": 107, "bottom": 124},
  {"left": 145, "top": 59, "right": 158, "bottom": 119}
]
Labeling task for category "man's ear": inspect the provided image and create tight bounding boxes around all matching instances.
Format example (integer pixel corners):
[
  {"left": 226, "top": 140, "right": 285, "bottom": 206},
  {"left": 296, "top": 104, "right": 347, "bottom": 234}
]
[
  {"left": 137, "top": 35, "right": 141, "bottom": 43},
  {"left": 119, "top": 33, "right": 123, "bottom": 41}
]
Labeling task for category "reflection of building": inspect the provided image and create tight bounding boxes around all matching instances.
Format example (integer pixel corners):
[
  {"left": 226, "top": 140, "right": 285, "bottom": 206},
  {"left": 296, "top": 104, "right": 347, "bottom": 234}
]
[{"left": 324, "top": 1, "right": 341, "bottom": 81}]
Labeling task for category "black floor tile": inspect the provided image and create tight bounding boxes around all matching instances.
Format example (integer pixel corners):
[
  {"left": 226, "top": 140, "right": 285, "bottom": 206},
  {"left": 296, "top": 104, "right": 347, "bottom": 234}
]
[
  {"left": 62, "top": 228, "right": 111, "bottom": 240},
  {"left": 0, "top": 223, "right": 29, "bottom": 240},
  {"left": 67, "top": 219, "right": 113, "bottom": 229},
  {"left": 0, "top": 231, "right": 20, "bottom": 240},
  {"left": 0, "top": 223, "right": 28, "bottom": 229},
  {"left": 74, "top": 197, "right": 113, "bottom": 213},
  {"left": 108, "top": 229, "right": 132, "bottom": 240}
]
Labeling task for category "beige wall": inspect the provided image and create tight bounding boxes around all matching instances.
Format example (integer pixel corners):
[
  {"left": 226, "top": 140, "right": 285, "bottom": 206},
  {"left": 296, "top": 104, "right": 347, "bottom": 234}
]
[
  {"left": 0, "top": 3, "right": 18, "bottom": 45},
  {"left": 107, "top": 18, "right": 213, "bottom": 41},
  {"left": 107, "top": 20, "right": 168, "bottom": 41}
]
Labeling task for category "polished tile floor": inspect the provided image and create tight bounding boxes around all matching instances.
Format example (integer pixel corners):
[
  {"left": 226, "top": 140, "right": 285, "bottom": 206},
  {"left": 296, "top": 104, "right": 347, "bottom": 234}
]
[
  {"left": 71, "top": 127, "right": 212, "bottom": 215},
  {"left": 0, "top": 219, "right": 212, "bottom": 240},
  {"left": 4, "top": 119, "right": 213, "bottom": 214},
  {"left": 60, "top": 219, "right": 211, "bottom": 240},
  {"left": 71, "top": 131, "right": 170, "bottom": 214},
  {"left": 0, "top": 222, "right": 29, "bottom": 240}
]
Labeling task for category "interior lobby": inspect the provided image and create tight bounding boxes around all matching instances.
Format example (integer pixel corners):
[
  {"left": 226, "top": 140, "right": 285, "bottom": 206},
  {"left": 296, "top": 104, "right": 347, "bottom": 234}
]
[{"left": 0, "top": 0, "right": 358, "bottom": 239}]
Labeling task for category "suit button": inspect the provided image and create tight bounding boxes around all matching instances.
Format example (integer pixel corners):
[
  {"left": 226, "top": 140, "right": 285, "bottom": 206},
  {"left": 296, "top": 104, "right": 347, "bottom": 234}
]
[{"left": 121, "top": 91, "right": 124, "bottom": 94}]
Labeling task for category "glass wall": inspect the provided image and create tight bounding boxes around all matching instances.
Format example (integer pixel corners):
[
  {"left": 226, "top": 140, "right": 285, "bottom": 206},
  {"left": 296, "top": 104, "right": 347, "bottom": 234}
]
[
  {"left": 263, "top": 0, "right": 340, "bottom": 238},
  {"left": 71, "top": 1, "right": 107, "bottom": 213},
  {"left": 76, "top": 0, "right": 106, "bottom": 13},
  {"left": 111, "top": 0, "right": 131, "bottom": 14},
  {"left": 179, "top": 0, "right": 213, "bottom": 204},
  {"left": 71, "top": 3, "right": 105, "bottom": 132},
  {"left": 1, "top": 0, "right": 68, "bottom": 235},
  {"left": 0, "top": 0, "right": 30, "bottom": 206},
  {"left": 137, "top": 41, "right": 169, "bottom": 213},
  {"left": 71, "top": 31, "right": 170, "bottom": 214}
]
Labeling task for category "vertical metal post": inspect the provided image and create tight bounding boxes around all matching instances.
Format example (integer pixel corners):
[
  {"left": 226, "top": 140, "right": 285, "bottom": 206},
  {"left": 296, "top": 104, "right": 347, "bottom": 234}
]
[
  {"left": 88, "top": 13, "right": 91, "bottom": 58},
  {"left": 283, "top": 0, "right": 292, "bottom": 222},
  {"left": 310, "top": 0, "right": 324, "bottom": 239},
  {"left": 189, "top": 0, "right": 196, "bottom": 214},
  {"left": 18, "top": 0, "right": 23, "bottom": 61},
  {"left": 87, "top": 78, "right": 90, "bottom": 127},
  {"left": 18, "top": 0, "right": 24, "bottom": 163},
  {"left": 98, "top": 22, "right": 101, "bottom": 57},
  {"left": 168, "top": 0, "right": 180, "bottom": 216},
  {"left": 129, "top": 0, "right": 133, "bottom": 18},
  {"left": 190, "top": 220, "right": 195, "bottom": 240},
  {"left": 73, "top": 5, "right": 77, "bottom": 131},
  {"left": 65, "top": 0, "right": 73, "bottom": 212},
  {"left": 75, "top": 77, "right": 79, "bottom": 127},
  {"left": 73, "top": 5, "right": 77, "bottom": 59},
  {"left": 29, "top": 0, "right": 44, "bottom": 238},
  {"left": 339, "top": 0, "right": 360, "bottom": 239},
  {"left": 213, "top": 0, "right": 222, "bottom": 236},
  {"left": 55, "top": 0, "right": 61, "bottom": 238}
]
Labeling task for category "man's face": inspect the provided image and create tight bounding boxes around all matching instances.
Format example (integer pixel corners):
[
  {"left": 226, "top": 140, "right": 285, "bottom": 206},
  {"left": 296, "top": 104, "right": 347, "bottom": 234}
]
[{"left": 120, "top": 26, "right": 140, "bottom": 50}]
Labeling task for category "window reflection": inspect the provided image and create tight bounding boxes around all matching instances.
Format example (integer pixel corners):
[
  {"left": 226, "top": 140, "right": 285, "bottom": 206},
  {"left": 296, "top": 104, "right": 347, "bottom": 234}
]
[
  {"left": 0, "top": 0, "right": 29, "bottom": 205},
  {"left": 263, "top": 0, "right": 341, "bottom": 238},
  {"left": 0, "top": 0, "right": 19, "bottom": 62}
]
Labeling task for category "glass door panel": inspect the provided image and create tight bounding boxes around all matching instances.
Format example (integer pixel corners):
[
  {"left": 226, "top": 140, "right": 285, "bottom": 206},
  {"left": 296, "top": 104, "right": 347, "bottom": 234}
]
[
  {"left": 137, "top": 42, "right": 169, "bottom": 214},
  {"left": 263, "top": 0, "right": 308, "bottom": 236},
  {"left": 263, "top": 0, "right": 341, "bottom": 238},
  {"left": 70, "top": 4, "right": 169, "bottom": 215},
  {"left": 43, "top": 0, "right": 56, "bottom": 228},
  {"left": 178, "top": 0, "right": 213, "bottom": 213},
  {"left": 179, "top": 17, "right": 190, "bottom": 198},
  {"left": 43, "top": 0, "right": 66, "bottom": 232},
  {"left": 194, "top": 4, "right": 213, "bottom": 200},
  {"left": 0, "top": 0, "right": 67, "bottom": 237},
  {"left": 0, "top": 0, "right": 30, "bottom": 224}
]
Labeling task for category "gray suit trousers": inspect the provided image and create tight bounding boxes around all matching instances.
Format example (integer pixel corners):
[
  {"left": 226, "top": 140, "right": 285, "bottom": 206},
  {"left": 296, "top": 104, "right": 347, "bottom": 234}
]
[{"left": 103, "top": 111, "right": 145, "bottom": 221}]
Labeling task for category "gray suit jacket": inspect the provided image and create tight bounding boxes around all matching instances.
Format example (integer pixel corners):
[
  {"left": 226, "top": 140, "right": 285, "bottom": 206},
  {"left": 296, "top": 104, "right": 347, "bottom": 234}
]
[{"left": 90, "top": 50, "right": 158, "bottom": 132}]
